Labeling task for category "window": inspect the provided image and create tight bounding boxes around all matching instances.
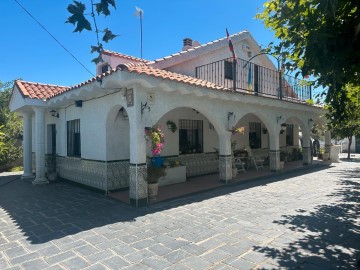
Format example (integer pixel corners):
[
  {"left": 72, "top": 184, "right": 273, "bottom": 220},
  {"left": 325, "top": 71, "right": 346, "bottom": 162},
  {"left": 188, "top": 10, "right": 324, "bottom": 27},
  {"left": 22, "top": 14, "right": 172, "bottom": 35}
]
[
  {"left": 249, "top": 122, "right": 261, "bottom": 149},
  {"left": 67, "top": 119, "right": 81, "bottom": 157},
  {"left": 101, "top": 64, "right": 110, "bottom": 73},
  {"left": 179, "top": 120, "right": 203, "bottom": 154},
  {"left": 286, "top": 124, "right": 294, "bottom": 146},
  {"left": 224, "top": 60, "right": 234, "bottom": 80}
]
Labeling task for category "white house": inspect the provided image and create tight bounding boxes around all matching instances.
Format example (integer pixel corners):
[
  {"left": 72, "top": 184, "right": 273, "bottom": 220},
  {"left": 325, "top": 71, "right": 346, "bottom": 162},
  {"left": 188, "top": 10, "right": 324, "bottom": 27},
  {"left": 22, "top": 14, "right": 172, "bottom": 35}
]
[{"left": 10, "top": 30, "right": 329, "bottom": 207}]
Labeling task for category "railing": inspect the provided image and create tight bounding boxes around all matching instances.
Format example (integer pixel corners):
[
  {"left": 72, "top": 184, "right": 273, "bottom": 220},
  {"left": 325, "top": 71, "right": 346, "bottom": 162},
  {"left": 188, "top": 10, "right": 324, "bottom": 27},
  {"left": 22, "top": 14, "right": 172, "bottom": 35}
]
[{"left": 195, "top": 58, "right": 312, "bottom": 103}]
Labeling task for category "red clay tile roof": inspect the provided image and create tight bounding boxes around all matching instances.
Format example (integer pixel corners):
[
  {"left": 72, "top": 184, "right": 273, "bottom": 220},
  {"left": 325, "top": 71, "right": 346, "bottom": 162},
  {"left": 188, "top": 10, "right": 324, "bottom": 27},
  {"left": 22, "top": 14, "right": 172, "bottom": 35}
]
[
  {"left": 15, "top": 80, "right": 69, "bottom": 100},
  {"left": 16, "top": 63, "right": 227, "bottom": 100},
  {"left": 118, "top": 63, "right": 227, "bottom": 91},
  {"left": 102, "top": 50, "right": 150, "bottom": 63}
]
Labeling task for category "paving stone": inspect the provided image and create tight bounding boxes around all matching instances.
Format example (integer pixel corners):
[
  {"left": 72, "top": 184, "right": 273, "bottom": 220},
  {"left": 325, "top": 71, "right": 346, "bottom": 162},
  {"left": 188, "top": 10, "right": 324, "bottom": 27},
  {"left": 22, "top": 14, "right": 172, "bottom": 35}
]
[
  {"left": 130, "top": 239, "right": 156, "bottom": 250},
  {"left": 21, "top": 258, "right": 49, "bottom": 269},
  {"left": 182, "top": 255, "right": 213, "bottom": 269},
  {"left": 84, "top": 249, "right": 115, "bottom": 264},
  {"left": 9, "top": 252, "right": 40, "bottom": 266},
  {"left": 147, "top": 243, "right": 173, "bottom": 256},
  {"left": 45, "top": 250, "right": 77, "bottom": 265},
  {"left": 102, "top": 255, "right": 131, "bottom": 269},
  {"left": 164, "top": 249, "right": 191, "bottom": 263},
  {"left": 125, "top": 249, "right": 155, "bottom": 264},
  {"left": 60, "top": 255, "right": 90, "bottom": 270},
  {"left": 4, "top": 246, "right": 28, "bottom": 259},
  {"left": 84, "top": 262, "right": 109, "bottom": 270},
  {"left": 201, "top": 249, "right": 231, "bottom": 264},
  {"left": 123, "top": 263, "right": 150, "bottom": 270},
  {"left": 74, "top": 243, "right": 99, "bottom": 256},
  {"left": 226, "top": 257, "right": 256, "bottom": 270},
  {"left": 141, "top": 255, "right": 172, "bottom": 269}
]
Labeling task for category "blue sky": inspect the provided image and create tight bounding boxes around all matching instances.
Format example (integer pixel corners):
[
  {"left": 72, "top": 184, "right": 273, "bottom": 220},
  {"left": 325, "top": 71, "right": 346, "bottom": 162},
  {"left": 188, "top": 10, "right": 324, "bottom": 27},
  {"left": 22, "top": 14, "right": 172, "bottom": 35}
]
[{"left": 1, "top": 0, "right": 276, "bottom": 87}]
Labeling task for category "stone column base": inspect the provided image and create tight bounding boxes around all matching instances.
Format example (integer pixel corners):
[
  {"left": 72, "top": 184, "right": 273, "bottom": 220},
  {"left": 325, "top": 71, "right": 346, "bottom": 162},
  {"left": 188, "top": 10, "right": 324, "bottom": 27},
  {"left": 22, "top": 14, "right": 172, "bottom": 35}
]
[
  {"left": 129, "top": 163, "right": 148, "bottom": 207},
  {"left": 302, "top": 146, "right": 312, "bottom": 165},
  {"left": 21, "top": 174, "right": 34, "bottom": 180},
  {"left": 269, "top": 150, "right": 280, "bottom": 172},
  {"left": 32, "top": 178, "right": 49, "bottom": 185},
  {"left": 219, "top": 155, "right": 232, "bottom": 183}
]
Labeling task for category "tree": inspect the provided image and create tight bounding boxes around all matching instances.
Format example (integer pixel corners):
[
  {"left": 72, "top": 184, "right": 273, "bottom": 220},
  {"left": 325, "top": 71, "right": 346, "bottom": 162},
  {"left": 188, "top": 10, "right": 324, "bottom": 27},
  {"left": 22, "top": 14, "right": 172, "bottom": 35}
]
[
  {"left": 256, "top": 0, "right": 360, "bottom": 119},
  {"left": 327, "top": 84, "right": 360, "bottom": 159},
  {"left": 66, "top": 0, "right": 118, "bottom": 63},
  {"left": 0, "top": 81, "right": 23, "bottom": 168}
]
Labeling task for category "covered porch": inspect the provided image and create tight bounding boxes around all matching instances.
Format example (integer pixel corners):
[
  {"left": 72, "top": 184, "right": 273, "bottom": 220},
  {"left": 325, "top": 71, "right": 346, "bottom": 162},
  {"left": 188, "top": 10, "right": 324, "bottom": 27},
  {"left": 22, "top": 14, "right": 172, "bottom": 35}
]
[{"left": 108, "top": 158, "right": 328, "bottom": 204}]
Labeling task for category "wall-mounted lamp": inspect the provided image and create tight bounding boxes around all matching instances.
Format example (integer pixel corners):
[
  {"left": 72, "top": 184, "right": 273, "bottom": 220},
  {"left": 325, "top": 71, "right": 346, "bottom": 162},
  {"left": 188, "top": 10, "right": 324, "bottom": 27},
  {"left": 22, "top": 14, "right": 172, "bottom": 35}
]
[
  {"left": 141, "top": 101, "right": 150, "bottom": 115},
  {"left": 228, "top": 112, "right": 234, "bottom": 121},
  {"left": 276, "top": 116, "right": 283, "bottom": 123},
  {"left": 308, "top": 118, "right": 313, "bottom": 124},
  {"left": 50, "top": 110, "right": 59, "bottom": 118},
  {"left": 119, "top": 107, "right": 128, "bottom": 120}
]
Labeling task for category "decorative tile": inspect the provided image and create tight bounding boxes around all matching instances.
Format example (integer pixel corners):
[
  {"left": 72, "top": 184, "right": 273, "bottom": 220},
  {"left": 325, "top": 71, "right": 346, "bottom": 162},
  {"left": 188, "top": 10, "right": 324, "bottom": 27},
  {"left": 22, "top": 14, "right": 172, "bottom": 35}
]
[
  {"left": 269, "top": 150, "right": 280, "bottom": 171},
  {"left": 129, "top": 164, "right": 148, "bottom": 201},
  {"left": 219, "top": 155, "right": 232, "bottom": 181}
]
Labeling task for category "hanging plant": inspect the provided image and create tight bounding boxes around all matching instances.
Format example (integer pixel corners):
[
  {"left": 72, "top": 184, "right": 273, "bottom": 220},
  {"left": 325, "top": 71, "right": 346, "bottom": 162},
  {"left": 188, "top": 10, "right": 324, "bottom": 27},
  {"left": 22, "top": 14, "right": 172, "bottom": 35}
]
[{"left": 166, "top": 120, "right": 177, "bottom": 133}]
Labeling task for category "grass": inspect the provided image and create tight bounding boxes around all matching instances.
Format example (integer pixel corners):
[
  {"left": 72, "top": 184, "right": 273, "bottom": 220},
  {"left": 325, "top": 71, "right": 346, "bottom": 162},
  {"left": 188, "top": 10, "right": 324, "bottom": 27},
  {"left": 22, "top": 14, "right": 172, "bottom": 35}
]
[{"left": 9, "top": 166, "right": 23, "bottom": 172}]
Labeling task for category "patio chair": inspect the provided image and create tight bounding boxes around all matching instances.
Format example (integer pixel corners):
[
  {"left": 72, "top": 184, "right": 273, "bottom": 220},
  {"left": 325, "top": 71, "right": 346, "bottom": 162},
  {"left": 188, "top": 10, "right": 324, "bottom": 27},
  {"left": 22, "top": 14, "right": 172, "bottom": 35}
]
[
  {"left": 246, "top": 146, "right": 264, "bottom": 170},
  {"left": 233, "top": 157, "right": 246, "bottom": 174}
]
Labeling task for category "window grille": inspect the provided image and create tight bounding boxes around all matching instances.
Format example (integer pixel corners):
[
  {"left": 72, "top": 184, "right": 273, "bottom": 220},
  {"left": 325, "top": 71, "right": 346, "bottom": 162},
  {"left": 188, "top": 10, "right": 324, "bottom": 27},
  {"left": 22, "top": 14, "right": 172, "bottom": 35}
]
[
  {"left": 249, "top": 122, "right": 261, "bottom": 149},
  {"left": 179, "top": 119, "right": 203, "bottom": 154},
  {"left": 67, "top": 119, "right": 81, "bottom": 157},
  {"left": 286, "top": 124, "right": 294, "bottom": 146}
]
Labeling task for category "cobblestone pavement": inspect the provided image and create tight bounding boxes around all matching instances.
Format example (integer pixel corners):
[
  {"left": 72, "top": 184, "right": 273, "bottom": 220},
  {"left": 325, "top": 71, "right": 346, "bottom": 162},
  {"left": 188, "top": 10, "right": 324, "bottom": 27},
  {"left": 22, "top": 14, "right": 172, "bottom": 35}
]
[{"left": 0, "top": 157, "right": 359, "bottom": 269}]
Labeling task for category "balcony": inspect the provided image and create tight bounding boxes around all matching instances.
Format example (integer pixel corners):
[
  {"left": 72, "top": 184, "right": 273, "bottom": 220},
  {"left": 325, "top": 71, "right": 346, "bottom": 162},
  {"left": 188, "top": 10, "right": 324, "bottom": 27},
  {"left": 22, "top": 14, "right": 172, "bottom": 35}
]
[{"left": 195, "top": 58, "right": 312, "bottom": 104}]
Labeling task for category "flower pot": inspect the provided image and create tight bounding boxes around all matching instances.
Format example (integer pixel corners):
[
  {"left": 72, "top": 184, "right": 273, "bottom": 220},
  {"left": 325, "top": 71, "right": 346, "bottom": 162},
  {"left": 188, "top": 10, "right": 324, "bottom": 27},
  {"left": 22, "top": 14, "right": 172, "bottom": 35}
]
[
  {"left": 148, "top": 183, "right": 159, "bottom": 201},
  {"left": 152, "top": 156, "right": 164, "bottom": 167}
]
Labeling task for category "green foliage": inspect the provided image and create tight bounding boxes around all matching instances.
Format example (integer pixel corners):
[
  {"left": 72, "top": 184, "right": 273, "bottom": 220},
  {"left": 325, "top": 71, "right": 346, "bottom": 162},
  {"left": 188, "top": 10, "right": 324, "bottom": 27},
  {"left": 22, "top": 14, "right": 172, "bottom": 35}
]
[
  {"left": 0, "top": 81, "right": 23, "bottom": 167},
  {"left": 66, "top": 0, "right": 118, "bottom": 64},
  {"left": 327, "top": 84, "right": 360, "bottom": 158},
  {"left": 257, "top": 0, "right": 360, "bottom": 116}
]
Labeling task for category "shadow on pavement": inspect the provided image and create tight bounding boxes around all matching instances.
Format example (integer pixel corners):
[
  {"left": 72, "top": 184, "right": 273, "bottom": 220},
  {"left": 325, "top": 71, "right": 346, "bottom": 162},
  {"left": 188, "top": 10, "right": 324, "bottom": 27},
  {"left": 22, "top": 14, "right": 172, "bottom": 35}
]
[
  {"left": 0, "top": 165, "right": 330, "bottom": 246},
  {"left": 254, "top": 166, "right": 360, "bottom": 270}
]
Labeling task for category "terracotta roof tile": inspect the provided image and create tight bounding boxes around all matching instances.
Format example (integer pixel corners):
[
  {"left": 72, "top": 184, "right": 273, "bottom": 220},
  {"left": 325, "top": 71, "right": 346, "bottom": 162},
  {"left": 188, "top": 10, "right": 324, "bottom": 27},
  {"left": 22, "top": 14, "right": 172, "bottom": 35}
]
[
  {"left": 15, "top": 80, "right": 69, "bottom": 100},
  {"left": 16, "top": 61, "right": 228, "bottom": 100},
  {"left": 102, "top": 50, "right": 150, "bottom": 63},
  {"left": 118, "top": 63, "right": 226, "bottom": 91}
]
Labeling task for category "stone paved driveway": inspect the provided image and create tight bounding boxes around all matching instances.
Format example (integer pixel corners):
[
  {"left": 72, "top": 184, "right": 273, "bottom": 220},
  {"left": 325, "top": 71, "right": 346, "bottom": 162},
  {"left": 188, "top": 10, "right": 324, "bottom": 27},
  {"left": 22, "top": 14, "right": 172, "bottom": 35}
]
[{"left": 0, "top": 158, "right": 359, "bottom": 269}]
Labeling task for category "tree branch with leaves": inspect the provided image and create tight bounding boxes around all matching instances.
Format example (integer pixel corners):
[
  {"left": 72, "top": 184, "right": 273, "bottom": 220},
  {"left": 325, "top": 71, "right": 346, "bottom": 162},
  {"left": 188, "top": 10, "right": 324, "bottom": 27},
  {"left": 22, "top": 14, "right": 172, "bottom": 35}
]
[{"left": 66, "top": 0, "right": 118, "bottom": 64}]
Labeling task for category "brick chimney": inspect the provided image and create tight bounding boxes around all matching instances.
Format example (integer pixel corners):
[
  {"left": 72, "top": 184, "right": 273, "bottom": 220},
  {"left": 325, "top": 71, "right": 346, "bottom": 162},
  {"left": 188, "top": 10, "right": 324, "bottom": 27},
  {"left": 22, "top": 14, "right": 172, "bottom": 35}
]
[{"left": 182, "top": 38, "right": 193, "bottom": 51}]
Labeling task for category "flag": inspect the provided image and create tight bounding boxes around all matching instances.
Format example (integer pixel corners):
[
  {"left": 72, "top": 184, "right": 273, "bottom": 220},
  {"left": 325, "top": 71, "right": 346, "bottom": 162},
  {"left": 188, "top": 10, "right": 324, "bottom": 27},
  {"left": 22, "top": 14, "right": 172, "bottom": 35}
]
[
  {"left": 226, "top": 28, "right": 237, "bottom": 62},
  {"left": 247, "top": 64, "right": 252, "bottom": 92}
]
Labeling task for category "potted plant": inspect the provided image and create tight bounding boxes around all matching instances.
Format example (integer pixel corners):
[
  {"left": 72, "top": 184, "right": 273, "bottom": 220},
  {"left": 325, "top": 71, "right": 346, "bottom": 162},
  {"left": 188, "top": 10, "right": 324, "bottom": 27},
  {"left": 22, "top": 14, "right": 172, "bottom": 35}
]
[
  {"left": 166, "top": 120, "right": 177, "bottom": 133},
  {"left": 145, "top": 125, "right": 166, "bottom": 201}
]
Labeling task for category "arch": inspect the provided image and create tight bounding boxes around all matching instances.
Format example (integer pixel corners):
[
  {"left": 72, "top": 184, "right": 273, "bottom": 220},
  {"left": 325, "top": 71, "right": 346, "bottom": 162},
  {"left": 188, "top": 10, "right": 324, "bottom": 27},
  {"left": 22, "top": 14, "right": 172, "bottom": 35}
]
[{"left": 232, "top": 112, "right": 272, "bottom": 151}]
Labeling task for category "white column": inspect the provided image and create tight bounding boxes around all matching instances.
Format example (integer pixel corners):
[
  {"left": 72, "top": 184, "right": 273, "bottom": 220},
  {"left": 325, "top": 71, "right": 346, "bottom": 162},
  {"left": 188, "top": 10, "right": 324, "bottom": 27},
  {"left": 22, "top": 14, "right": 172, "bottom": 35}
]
[
  {"left": 219, "top": 131, "right": 232, "bottom": 182},
  {"left": 21, "top": 112, "right": 33, "bottom": 179},
  {"left": 33, "top": 107, "right": 49, "bottom": 185},
  {"left": 269, "top": 126, "right": 280, "bottom": 172}
]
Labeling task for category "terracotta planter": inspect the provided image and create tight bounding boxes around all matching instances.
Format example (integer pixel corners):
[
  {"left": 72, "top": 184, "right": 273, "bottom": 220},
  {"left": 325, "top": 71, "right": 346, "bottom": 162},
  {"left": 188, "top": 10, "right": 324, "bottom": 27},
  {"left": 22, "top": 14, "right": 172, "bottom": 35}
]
[{"left": 148, "top": 183, "right": 159, "bottom": 201}]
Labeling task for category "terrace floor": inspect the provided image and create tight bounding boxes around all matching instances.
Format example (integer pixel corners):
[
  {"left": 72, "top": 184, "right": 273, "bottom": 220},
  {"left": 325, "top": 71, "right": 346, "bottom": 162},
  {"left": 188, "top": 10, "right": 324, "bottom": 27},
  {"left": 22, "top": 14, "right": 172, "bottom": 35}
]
[{"left": 108, "top": 158, "right": 327, "bottom": 205}]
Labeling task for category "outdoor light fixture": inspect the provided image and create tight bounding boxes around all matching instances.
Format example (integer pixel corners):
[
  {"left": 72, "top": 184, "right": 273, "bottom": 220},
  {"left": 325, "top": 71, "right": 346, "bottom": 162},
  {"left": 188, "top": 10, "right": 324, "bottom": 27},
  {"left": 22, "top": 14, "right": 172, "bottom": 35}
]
[
  {"left": 308, "top": 118, "right": 313, "bottom": 124},
  {"left": 119, "top": 107, "right": 128, "bottom": 120},
  {"left": 276, "top": 116, "right": 283, "bottom": 123},
  {"left": 50, "top": 110, "right": 59, "bottom": 118}
]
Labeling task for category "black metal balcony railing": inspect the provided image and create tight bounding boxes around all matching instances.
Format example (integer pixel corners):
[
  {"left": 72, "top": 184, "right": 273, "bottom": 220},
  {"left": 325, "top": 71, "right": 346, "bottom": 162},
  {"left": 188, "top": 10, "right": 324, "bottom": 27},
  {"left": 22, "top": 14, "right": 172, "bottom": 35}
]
[{"left": 195, "top": 58, "right": 312, "bottom": 103}]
